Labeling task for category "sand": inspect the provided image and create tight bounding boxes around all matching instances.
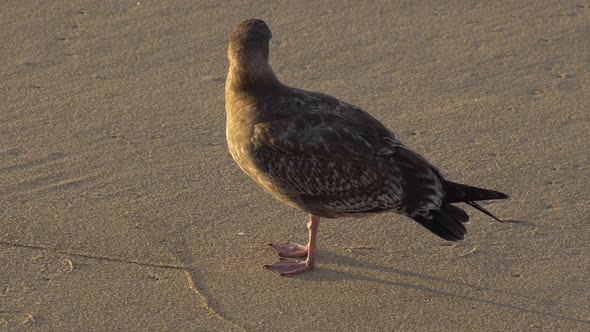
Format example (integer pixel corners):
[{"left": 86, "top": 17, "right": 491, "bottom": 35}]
[{"left": 1, "top": 0, "right": 589, "bottom": 330}]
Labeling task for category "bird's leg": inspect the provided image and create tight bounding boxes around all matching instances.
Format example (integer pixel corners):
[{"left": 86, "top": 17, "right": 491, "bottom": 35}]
[
  {"left": 264, "top": 215, "right": 320, "bottom": 276},
  {"left": 268, "top": 214, "right": 317, "bottom": 258},
  {"left": 268, "top": 242, "right": 308, "bottom": 258}
]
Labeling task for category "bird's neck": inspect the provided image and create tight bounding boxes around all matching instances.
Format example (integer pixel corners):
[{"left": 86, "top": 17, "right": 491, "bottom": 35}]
[{"left": 226, "top": 48, "right": 280, "bottom": 94}]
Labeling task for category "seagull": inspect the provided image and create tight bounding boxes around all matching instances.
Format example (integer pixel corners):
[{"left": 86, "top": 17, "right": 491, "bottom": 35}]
[{"left": 225, "top": 19, "right": 508, "bottom": 276}]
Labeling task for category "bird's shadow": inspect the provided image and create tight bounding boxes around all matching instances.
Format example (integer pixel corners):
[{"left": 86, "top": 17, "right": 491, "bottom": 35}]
[
  {"left": 292, "top": 250, "right": 590, "bottom": 325},
  {"left": 496, "top": 218, "right": 529, "bottom": 224}
]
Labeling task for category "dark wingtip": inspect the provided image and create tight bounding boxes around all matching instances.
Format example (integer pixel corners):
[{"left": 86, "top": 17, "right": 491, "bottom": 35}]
[
  {"left": 492, "top": 191, "right": 510, "bottom": 200},
  {"left": 443, "top": 180, "right": 510, "bottom": 203}
]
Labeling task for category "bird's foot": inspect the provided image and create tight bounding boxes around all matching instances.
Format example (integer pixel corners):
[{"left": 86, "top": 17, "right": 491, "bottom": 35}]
[
  {"left": 264, "top": 259, "right": 314, "bottom": 276},
  {"left": 268, "top": 242, "right": 308, "bottom": 258}
]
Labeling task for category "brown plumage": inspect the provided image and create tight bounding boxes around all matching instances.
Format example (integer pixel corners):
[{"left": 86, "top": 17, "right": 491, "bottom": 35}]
[{"left": 225, "top": 19, "right": 509, "bottom": 276}]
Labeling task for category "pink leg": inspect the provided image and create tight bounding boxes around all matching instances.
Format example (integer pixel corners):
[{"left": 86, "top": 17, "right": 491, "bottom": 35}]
[
  {"left": 264, "top": 215, "right": 320, "bottom": 276},
  {"left": 268, "top": 242, "right": 308, "bottom": 258}
]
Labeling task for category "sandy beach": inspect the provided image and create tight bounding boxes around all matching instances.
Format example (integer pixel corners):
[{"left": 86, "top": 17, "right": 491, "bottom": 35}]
[{"left": 1, "top": 0, "right": 589, "bottom": 330}]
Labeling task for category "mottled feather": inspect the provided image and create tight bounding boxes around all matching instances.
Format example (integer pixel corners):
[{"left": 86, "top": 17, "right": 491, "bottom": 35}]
[
  {"left": 249, "top": 92, "right": 447, "bottom": 218},
  {"left": 225, "top": 19, "right": 509, "bottom": 242}
]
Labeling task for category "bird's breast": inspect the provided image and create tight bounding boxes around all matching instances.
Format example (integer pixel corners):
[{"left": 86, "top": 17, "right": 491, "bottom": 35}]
[{"left": 226, "top": 97, "right": 288, "bottom": 199}]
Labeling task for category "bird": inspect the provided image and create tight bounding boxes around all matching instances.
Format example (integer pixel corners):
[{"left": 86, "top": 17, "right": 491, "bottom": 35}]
[{"left": 225, "top": 19, "right": 509, "bottom": 276}]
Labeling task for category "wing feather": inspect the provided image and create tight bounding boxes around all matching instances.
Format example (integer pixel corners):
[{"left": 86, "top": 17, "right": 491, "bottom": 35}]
[{"left": 250, "top": 92, "right": 444, "bottom": 216}]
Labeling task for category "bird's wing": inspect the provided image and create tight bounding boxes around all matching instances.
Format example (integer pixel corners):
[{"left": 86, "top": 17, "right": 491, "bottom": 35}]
[
  {"left": 251, "top": 100, "right": 444, "bottom": 214},
  {"left": 253, "top": 110, "right": 396, "bottom": 161}
]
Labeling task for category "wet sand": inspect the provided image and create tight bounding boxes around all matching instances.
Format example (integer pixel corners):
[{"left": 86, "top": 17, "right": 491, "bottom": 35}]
[{"left": 1, "top": 1, "right": 589, "bottom": 330}]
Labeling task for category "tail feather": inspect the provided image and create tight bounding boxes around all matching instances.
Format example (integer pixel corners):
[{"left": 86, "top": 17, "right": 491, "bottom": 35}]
[
  {"left": 410, "top": 204, "right": 467, "bottom": 241},
  {"left": 443, "top": 180, "right": 508, "bottom": 203},
  {"left": 465, "top": 201, "right": 503, "bottom": 222},
  {"left": 444, "top": 204, "right": 470, "bottom": 223},
  {"left": 408, "top": 181, "right": 509, "bottom": 241}
]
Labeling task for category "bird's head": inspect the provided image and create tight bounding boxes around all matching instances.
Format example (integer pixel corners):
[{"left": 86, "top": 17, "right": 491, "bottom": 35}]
[
  {"left": 227, "top": 19, "right": 279, "bottom": 89},
  {"left": 228, "top": 19, "right": 273, "bottom": 66}
]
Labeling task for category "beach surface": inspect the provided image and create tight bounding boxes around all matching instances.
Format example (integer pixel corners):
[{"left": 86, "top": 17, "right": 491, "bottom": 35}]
[{"left": 1, "top": 1, "right": 589, "bottom": 330}]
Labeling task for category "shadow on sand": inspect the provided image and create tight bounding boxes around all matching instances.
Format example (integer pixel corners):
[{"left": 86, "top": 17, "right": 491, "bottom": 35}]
[{"left": 296, "top": 250, "right": 590, "bottom": 325}]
